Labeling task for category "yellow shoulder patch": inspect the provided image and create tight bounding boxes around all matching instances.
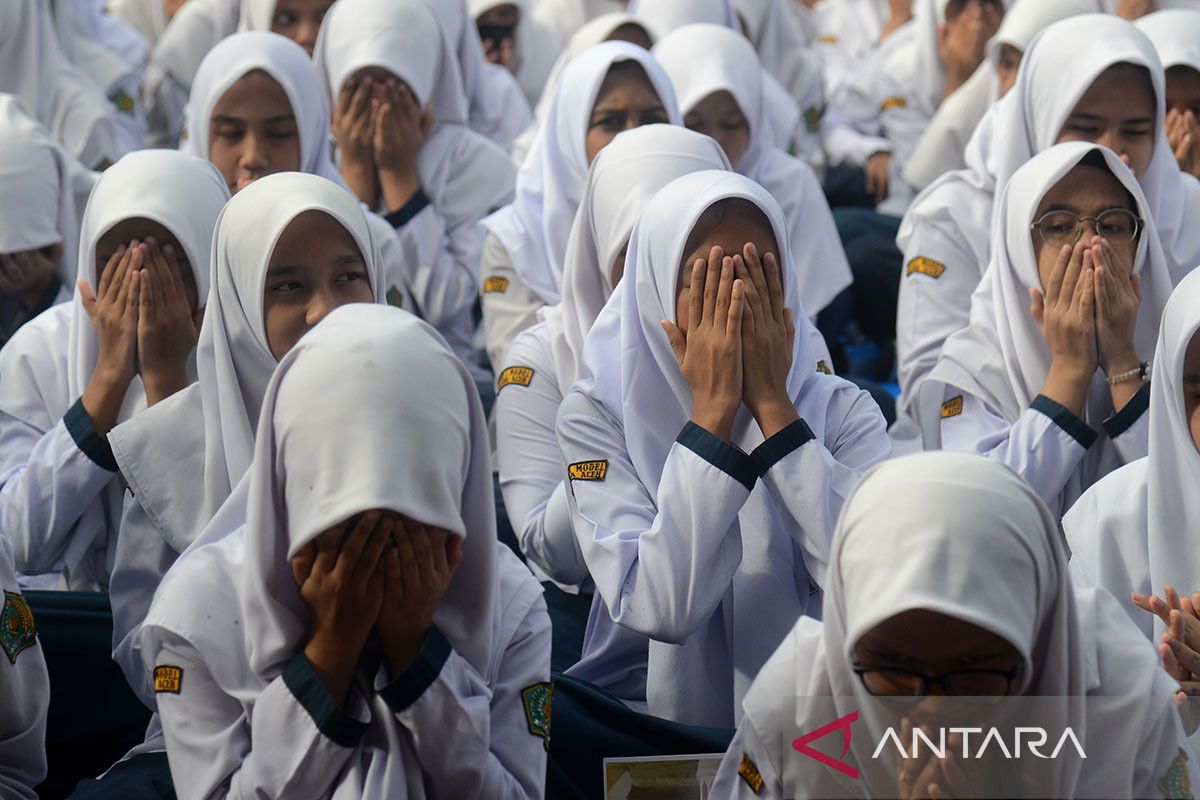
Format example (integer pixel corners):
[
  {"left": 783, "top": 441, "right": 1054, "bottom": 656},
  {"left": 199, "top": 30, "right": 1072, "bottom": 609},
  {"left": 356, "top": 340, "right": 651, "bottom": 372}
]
[
  {"left": 497, "top": 366, "right": 535, "bottom": 391},
  {"left": 154, "top": 665, "right": 183, "bottom": 694},
  {"left": 483, "top": 276, "right": 509, "bottom": 294},
  {"left": 1159, "top": 747, "right": 1192, "bottom": 800},
  {"left": 816, "top": 359, "right": 833, "bottom": 375},
  {"left": 567, "top": 460, "right": 608, "bottom": 482},
  {"left": 880, "top": 96, "right": 908, "bottom": 111},
  {"left": 818, "top": 34, "right": 838, "bottom": 44},
  {"left": 906, "top": 256, "right": 946, "bottom": 279},
  {"left": 1, "top": 591, "right": 37, "bottom": 664},
  {"left": 738, "top": 753, "right": 765, "bottom": 794},
  {"left": 941, "top": 395, "right": 964, "bottom": 419}
]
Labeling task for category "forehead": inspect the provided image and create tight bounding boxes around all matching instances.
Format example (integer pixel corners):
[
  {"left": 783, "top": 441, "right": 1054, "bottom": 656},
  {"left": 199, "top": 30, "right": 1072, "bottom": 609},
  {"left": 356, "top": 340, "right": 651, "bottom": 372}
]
[
  {"left": 680, "top": 200, "right": 780, "bottom": 265},
  {"left": 96, "top": 217, "right": 184, "bottom": 254},
  {"left": 269, "top": 209, "right": 364, "bottom": 262},
  {"left": 593, "top": 61, "right": 659, "bottom": 108},
  {"left": 1073, "top": 65, "right": 1157, "bottom": 117},
  {"left": 212, "top": 69, "right": 293, "bottom": 115},
  {"left": 1035, "top": 164, "right": 1134, "bottom": 214}
]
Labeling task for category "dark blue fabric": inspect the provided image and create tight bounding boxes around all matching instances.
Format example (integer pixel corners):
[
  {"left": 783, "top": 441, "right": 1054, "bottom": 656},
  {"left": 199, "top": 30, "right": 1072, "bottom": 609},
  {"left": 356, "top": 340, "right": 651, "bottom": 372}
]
[
  {"left": 676, "top": 422, "right": 759, "bottom": 492},
  {"left": 1102, "top": 381, "right": 1150, "bottom": 439},
  {"left": 67, "top": 752, "right": 174, "bottom": 800},
  {"left": 834, "top": 208, "right": 903, "bottom": 367},
  {"left": 543, "top": 583, "right": 591, "bottom": 674},
  {"left": 378, "top": 626, "right": 452, "bottom": 713},
  {"left": 823, "top": 164, "right": 877, "bottom": 209},
  {"left": 64, "top": 399, "right": 117, "bottom": 472},
  {"left": 750, "top": 419, "right": 814, "bottom": 472},
  {"left": 383, "top": 188, "right": 431, "bottom": 228},
  {"left": 1031, "top": 395, "right": 1099, "bottom": 450},
  {"left": 281, "top": 653, "right": 369, "bottom": 747}
]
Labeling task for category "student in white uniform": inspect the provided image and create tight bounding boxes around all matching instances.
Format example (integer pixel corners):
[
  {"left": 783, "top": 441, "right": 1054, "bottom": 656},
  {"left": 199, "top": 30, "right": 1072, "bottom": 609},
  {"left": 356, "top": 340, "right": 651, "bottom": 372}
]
[
  {"left": 654, "top": 23, "right": 852, "bottom": 320},
  {"left": 0, "top": 151, "right": 227, "bottom": 591},
  {"left": 496, "top": 125, "right": 731, "bottom": 589},
  {"left": 814, "top": 0, "right": 896, "bottom": 103},
  {"left": 0, "top": 535, "right": 49, "bottom": 800},
  {"left": 142, "top": 305, "right": 551, "bottom": 800},
  {"left": 711, "top": 451, "right": 1194, "bottom": 799},
  {"left": 105, "top": 174, "right": 381, "bottom": 762},
  {"left": 625, "top": 0, "right": 738, "bottom": 38},
  {"left": 509, "top": 12, "right": 654, "bottom": 164},
  {"left": 894, "top": 14, "right": 1200, "bottom": 448},
  {"left": 470, "top": 0, "right": 569, "bottom": 108},
  {"left": 418, "top": 0, "right": 533, "bottom": 150},
  {"left": 557, "top": 170, "right": 891, "bottom": 726},
  {"left": 1137, "top": 9, "right": 1200, "bottom": 179},
  {"left": 0, "top": 95, "right": 97, "bottom": 348},
  {"left": 109, "top": 0, "right": 181, "bottom": 49},
  {"left": 926, "top": 144, "right": 1171, "bottom": 517},
  {"left": 238, "top": 0, "right": 334, "bottom": 54},
  {"left": 316, "top": 0, "right": 517, "bottom": 379},
  {"left": 1, "top": 0, "right": 141, "bottom": 170},
  {"left": 1066, "top": 266, "right": 1200, "bottom": 644},
  {"left": 480, "top": 42, "right": 678, "bottom": 370}
]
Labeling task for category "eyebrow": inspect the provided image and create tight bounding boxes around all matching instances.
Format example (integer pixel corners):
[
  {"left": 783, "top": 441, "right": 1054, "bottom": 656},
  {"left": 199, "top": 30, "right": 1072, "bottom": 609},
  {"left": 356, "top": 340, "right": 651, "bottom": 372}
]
[
  {"left": 266, "top": 265, "right": 301, "bottom": 278},
  {"left": 332, "top": 253, "right": 364, "bottom": 267},
  {"left": 1183, "top": 373, "right": 1200, "bottom": 385},
  {"left": 211, "top": 114, "right": 296, "bottom": 125}
]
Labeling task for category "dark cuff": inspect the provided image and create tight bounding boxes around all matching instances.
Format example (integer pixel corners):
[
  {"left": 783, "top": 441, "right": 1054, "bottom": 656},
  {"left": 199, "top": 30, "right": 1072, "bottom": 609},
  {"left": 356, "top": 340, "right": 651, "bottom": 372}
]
[
  {"left": 1103, "top": 381, "right": 1151, "bottom": 440},
  {"left": 383, "top": 188, "right": 431, "bottom": 228},
  {"left": 1031, "top": 395, "right": 1098, "bottom": 450},
  {"left": 65, "top": 398, "right": 117, "bottom": 471},
  {"left": 378, "top": 626, "right": 451, "bottom": 714},
  {"left": 676, "top": 421, "right": 759, "bottom": 492},
  {"left": 281, "top": 653, "right": 369, "bottom": 748},
  {"left": 750, "top": 419, "right": 815, "bottom": 472}
]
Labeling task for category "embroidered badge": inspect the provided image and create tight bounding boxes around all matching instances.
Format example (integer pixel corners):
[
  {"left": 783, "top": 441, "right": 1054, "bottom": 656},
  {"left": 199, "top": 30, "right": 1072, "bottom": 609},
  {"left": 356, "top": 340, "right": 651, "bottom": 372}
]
[
  {"left": 818, "top": 34, "right": 838, "bottom": 44},
  {"left": 110, "top": 89, "right": 136, "bottom": 116},
  {"left": 567, "top": 460, "right": 608, "bottom": 482},
  {"left": 906, "top": 256, "right": 946, "bottom": 279},
  {"left": 497, "top": 366, "right": 535, "bottom": 391},
  {"left": 738, "top": 753, "right": 765, "bottom": 794},
  {"left": 941, "top": 395, "right": 964, "bottom": 419},
  {"left": 154, "top": 665, "right": 184, "bottom": 694},
  {"left": 880, "top": 96, "right": 908, "bottom": 111},
  {"left": 94, "top": 157, "right": 114, "bottom": 171},
  {"left": 816, "top": 359, "right": 833, "bottom": 375},
  {"left": 386, "top": 285, "right": 405, "bottom": 308},
  {"left": 1, "top": 591, "right": 36, "bottom": 664},
  {"left": 521, "top": 682, "right": 553, "bottom": 750},
  {"left": 1160, "top": 748, "right": 1193, "bottom": 800},
  {"left": 804, "top": 104, "right": 824, "bottom": 133},
  {"left": 483, "top": 276, "right": 509, "bottom": 294}
]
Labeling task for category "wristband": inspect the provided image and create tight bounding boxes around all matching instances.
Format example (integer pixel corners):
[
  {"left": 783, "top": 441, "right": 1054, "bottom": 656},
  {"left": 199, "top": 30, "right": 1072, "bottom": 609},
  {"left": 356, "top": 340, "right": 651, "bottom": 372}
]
[{"left": 1104, "top": 360, "right": 1150, "bottom": 386}]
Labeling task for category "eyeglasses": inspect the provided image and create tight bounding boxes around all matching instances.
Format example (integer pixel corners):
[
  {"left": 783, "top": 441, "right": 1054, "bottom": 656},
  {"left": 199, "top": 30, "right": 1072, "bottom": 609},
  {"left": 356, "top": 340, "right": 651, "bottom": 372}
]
[
  {"left": 1030, "top": 208, "right": 1143, "bottom": 249},
  {"left": 851, "top": 663, "right": 1021, "bottom": 704}
]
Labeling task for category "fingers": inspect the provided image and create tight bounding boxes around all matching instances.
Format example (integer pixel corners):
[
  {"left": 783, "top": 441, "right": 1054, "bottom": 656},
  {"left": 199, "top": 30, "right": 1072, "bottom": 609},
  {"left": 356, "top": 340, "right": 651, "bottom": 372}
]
[
  {"left": 702, "top": 246, "right": 722, "bottom": 324},
  {"left": 395, "top": 519, "right": 421, "bottom": 599},
  {"left": 313, "top": 523, "right": 343, "bottom": 575},
  {"left": 1168, "top": 635, "right": 1200, "bottom": 676},
  {"left": 291, "top": 542, "right": 316, "bottom": 588},
  {"left": 726, "top": 278, "right": 745, "bottom": 339},
  {"left": 1043, "top": 244, "right": 1072, "bottom": 306},
  {"left": 79, "top": 279, "right": 97, "bottom": 315},
  {"left": 337, "top": 510, "right": 380, "bottom": 574},
  {"left": 761, "top": 249, "right": 785, "bottom": 323},
  {"left": 688, "top": 258, "right": 704, "bottom": 336},
  {"left": 1030, "top": 287, "right": 1045, "bottom": 328},
  {"left": 662, "top": 320, "right": 686, "bottom": 366},
  {"left": 354, "top": 516, "right": 392, "bottom": 584},
  {"left": 122, "top": 253, "right": 142, "bottom": 319},
  {"left": 96, "top": 244, "right": 127, "bottom": 299},
  {"left": 784, "top": 307, "right": 795, "bottom": 356},
  {"left": 732, "top": 255, "right": 761, "bottom": 336},
  {"left": 714, "top": 255, "right": 734, "bottom": 329},
  {"left": 348, "top": 77, "right": 372, "bottom": 124},
  {"left": 335, "top": 78, "right": 355, "bottom": 122},
  {"left": 1162, "top": 640, "right": 1189, "bottom": 683}
]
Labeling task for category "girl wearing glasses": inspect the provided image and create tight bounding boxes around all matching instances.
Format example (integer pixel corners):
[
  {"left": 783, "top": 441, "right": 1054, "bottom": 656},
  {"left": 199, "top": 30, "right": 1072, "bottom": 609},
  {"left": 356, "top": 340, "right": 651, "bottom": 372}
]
[
  {"left": 710, "top": 452, "right": 1191, "bottom": 799},
  {"left": 924, "top": 143, "right": 1172, "bottom": 517}
]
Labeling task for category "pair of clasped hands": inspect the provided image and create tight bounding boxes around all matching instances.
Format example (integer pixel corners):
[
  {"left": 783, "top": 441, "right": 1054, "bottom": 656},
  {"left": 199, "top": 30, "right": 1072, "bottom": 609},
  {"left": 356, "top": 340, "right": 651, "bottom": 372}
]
[
  {"left": 291, "top": 511, "right": 463, "bottom": 706},
  {"left": 661, "top": 243, "right": 800, "bottom": 443},
  {"left": 1134, "top": 585, "right": 1200, "bottom": 736}
]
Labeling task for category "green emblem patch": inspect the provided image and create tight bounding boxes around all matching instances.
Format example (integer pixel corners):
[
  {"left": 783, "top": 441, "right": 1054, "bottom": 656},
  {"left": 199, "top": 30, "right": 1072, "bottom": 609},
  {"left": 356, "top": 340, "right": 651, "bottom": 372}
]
[
  {"left": 386, "top": 285, "right": 405, "bottom": 308},
  {"left": 110, "top": 89, "right": 136, "bottom": 116},
  {"left": 1, "top": 591, "right": 37, "bottom": 664},
  {"left": 521, "top": 681, "right": 553, "bottom": 750},
  {"left": 1160, "top": 747, "right": 1193, "bottom": 800}
]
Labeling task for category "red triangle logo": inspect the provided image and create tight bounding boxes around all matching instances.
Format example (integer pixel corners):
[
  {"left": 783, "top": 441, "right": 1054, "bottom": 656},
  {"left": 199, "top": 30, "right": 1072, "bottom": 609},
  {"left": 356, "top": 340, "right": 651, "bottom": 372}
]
[{"left": 791, "top": 710, "right": 860, "bottom": 779}]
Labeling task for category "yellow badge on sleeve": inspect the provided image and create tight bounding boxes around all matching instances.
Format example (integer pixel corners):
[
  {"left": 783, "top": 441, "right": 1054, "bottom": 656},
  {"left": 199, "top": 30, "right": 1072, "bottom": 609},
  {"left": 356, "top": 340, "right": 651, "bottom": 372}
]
[
  {"left": 818, "top": 34, "right": 838, "bottom": 44},
  {"left": 941, "top": 395, "right": 964, "bottom": 419},
  {"left": 1159, "top": 748, "right": 1193, "bottom": 800},
  {"left": 154, "top": 665, "right": 184, "bottom": 694},
  {"left": 880, "top": 96, "right": 908, "bottom": 111},
  {"left": 816, "top": 359, "right": 833, "bottom": 375},
  {"left": 567, "top": 460, "right": 608, "bottom": 482},
  {"left": 497, "top": 366, "right": 535, "bottom": 391},
  {"left": 738, "top": 753, "right": 765, "bottom": 794},
  {"left": 1, "top": 591, "right": 37, "bottom": 664},
  {"left": 906, "top": 256, "right": 946, "bottom": 279},
  {"left": 483, "top": 276, "right": 509, "bottom": 294},
  {"left": 521, "top": 682, "right": 553, "bottom": 750}
]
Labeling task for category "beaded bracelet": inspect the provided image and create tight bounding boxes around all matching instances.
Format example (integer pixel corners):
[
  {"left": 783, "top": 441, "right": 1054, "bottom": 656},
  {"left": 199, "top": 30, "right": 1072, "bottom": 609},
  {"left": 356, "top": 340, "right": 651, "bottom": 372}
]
[{"left": 1105, "top": 361, "right": 1150, "bottom": 386}]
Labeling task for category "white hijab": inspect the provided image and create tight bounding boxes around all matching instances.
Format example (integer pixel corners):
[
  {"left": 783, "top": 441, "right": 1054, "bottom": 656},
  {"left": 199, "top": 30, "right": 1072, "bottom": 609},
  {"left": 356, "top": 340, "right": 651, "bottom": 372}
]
[
  {"left": 181, "top": 31, "right": 343, "bottom": 184},
  {"left": 108, "top": 173, "right": 384, "bottom": 552},
  {"left": 625, "top": 0, "right": 737, "bottom": 38},
  {"left": 654, "top": 23, "right": 851, "bottom": 316},
  {"left": 543, "top": 124, "right": 730, "bottom": 396},
  {"left": 51, "top": 0, "right": 147, "bottom": 97},
  {"left": 0, "top": 94, "right": 97, "bottom": 289},
  {"left": 929, "top": 144, "right": 1170, "bottom": 503},
  {"left": 237, "top": 0, "right": 278, "bottom": 30},
  {"left": 748, "top": 451, "right": 1179, "bottom": 798},
  {"left": 109, "top": 0, "right": 169, "bottom": 47},
  {"left": 0, "top": 0, "right": 67, "bottom": 135},
  {"left": 1136, "top": 9, "right": 1200, "bottom": 73},
  {"left": 482, "top": 42, "right": 680, "bottom": 303},
  {"left": 731, "top": 0, "right": 820, "bottom": 106},
  {"left": 148, "top": 0, "right": 241, "bottom": 100},
  {"left": 142, "top": 305, "right": 498, "bottom": 798}
]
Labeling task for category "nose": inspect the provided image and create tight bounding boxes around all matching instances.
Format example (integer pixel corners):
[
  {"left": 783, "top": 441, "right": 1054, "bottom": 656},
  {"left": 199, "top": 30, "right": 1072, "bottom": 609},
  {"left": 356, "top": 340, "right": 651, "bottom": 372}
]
[
  {"left": 297, "top": 19, "right": 319, "bottom": 54},
  {"left": 305, "top": 289, "right": 335, "bottom": 327},
  {"left": 240, "top": 130, "right": 268, "bottom": 173}
]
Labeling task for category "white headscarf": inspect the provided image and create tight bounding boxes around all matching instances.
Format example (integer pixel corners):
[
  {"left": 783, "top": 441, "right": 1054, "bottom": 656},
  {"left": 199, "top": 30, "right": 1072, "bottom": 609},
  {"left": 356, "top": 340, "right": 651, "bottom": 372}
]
[
  {"left": 625, "top": 0, "right": 737, "bottom": 38},
  {"left": 109, "top": 0, "right": 169, "bottom": 47},
  {"left": 0, "top": 94, "right": 97, "bottom": 288},
  {"left": 0, "top": 150, "right": 227, "bottom": 586},
  {"left": 237, "top": 0, "right": 278, "bottom": 30},
  {"left": 181, "top": 31, "right": 343, "bottom": 184},
  {"left": 108, "top": 173, "right": 384, "bottom": 552},
  {"left": 930, "top": 144, "right": 1170, "bottom": 505},
  {"left": 654, "top": 24, "right": 852, "bottom": 316},
  {"left": 543, "top": 124, "right": 730, "bottom": 396},
  {"left": 51, "top": 0, "right": 147, "bottom": 97},
  {"left": 0, "top": 0, "right": 67, "bottom": 130},
  {"left": 731, "top": 0, "right": 820, "bottom": 106},
  {"left": 147, "top": 0, "right": 241, "bottom": 102},
  {"left": 142, "top": 305, "right": 499, "bottom": 797},
  {"left": 987, "top": 0, "right": 1099, "bottom": 74},
  {"left": 482, "top": 42, "right": 680, "bottom": 303},
  {"left": 1136, "top": 9, "right": 1200, "bottom": 73}
]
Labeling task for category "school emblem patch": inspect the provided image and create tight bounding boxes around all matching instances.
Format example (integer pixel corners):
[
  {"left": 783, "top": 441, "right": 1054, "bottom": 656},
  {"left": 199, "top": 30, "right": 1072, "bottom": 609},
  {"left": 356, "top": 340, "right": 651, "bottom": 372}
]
[
  {"left": 818, "top": 34, "right": 838, "bottom": 44},
  {"left": 483, "top": 276, "right": 509, "bottom": 294},
  {"left": 738, "top": 753, "right": 765, "bottom": 794},
  {"left": 567, "top": 460, "right": 608, "bottom": 482},
  {"left": 1, "top": 591, "right": 36, "bottom": 664},
  {"left": 154, "top": 665, "right": 184, "bottom": 694},
  {"left": 1160, "top": 748, "right": 1193, "bottom": 800},
  {"left": 497, "top": 366, "right": 535, "bottom": 391},
  {"left": 816, "top": 359, "right": 833, "bottom": 375},
  {"left": 906, "top": 256, "right": 946, "bottom": 279},
  {"left": 110, "top": 89, "right": 136, "bottom": 116},
  {"left": 941, "top": 395, "right": 964, "bottom": 419},
  {"left": 804, "top": 104, "right": 824, "bottom": 133},
  {"left": 880, "top": 96, "right": 908, "bottom": 111},
  {"left": 521, "top": 682, "right": 553, "bottom": 750},
  {"left": 386, "top": 285, "right": 405, "bottom": 308}
]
